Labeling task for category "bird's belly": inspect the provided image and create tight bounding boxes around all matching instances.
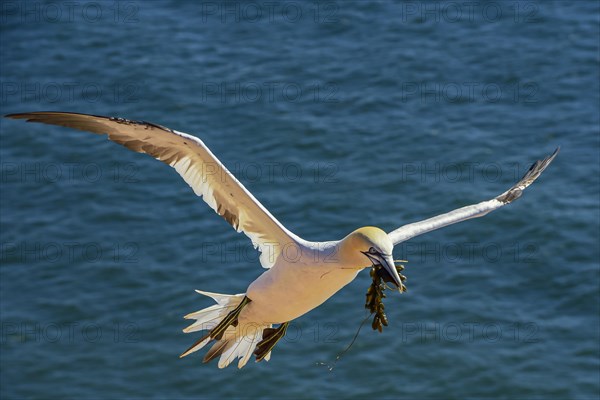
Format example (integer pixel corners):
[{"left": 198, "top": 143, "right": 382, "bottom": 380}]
[{"left": 243, "top": 264, "right": 360, "bottom": 324}]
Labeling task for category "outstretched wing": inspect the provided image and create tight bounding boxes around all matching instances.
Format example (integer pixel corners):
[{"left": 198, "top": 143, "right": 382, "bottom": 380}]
[
  {"left": 6, "top": 111, "right": 299, "bottom": 268},
  {"left": 387, "top": 148, "right": 559, "bottom": 245}
]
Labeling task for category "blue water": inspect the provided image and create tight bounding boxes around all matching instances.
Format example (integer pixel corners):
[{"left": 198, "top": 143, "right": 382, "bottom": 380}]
[{"left": 1, "top": 1, "right": 599, "bottom": 398}]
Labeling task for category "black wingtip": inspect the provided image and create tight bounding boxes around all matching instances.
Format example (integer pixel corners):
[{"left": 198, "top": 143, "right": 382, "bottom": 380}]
[
  {"left": 528, "top": 147, "right": 560, "bottom": 177},
  {"left": 495, "top": 147, "right": 559, "bottom": 204},
  {"left": 5, "top": 111, "right": 63, "bottom": 121},
  {"left": 4, "top": 111, "right": 176, "bottom": 134},
  {"left": 5, "top": 113, "right": 28, "bottom": 119}
]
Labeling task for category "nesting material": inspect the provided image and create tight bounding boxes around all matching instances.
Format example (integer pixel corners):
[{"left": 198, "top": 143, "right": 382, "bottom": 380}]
[{"left": 365, "top": 261, "right": 407, "bottom": 332}]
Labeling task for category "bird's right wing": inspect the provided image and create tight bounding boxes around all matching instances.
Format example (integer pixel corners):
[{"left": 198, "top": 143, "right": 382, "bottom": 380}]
[
  {"left": 5, "top": 111, "right": 300, "bottom": 268},
  {"left": 387, "top": 148, "right": 559, "bottom": 245}
]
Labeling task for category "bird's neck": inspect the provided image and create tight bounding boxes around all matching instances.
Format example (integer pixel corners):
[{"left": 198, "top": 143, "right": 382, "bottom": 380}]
[{"left": 337, "top": 236, "right": 370, "bottom": 270}]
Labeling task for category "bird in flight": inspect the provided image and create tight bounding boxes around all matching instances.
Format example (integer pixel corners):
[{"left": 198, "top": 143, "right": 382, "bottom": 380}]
[{"left": 5, "top": 112, "right": 558, "bottom": 368}]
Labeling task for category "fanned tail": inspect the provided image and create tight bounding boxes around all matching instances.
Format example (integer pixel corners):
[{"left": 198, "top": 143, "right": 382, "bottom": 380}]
[{"left": 180, "top": 290, "right": 271, "bottom": 369}]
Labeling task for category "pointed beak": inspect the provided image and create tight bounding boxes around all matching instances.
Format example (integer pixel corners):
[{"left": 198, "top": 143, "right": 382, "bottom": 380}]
[{"left": 363, "top": 251, "right": 403, "bottom": 289}]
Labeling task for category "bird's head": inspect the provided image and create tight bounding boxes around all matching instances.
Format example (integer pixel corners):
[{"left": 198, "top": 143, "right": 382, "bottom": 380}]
[{"left": 341, "top": 226, "right": 403, "bottom": 288}]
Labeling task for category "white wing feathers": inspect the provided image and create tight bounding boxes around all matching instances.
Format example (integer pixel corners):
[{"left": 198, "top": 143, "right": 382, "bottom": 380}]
[
  {"left": 6, "top": 111, "right": 298, "bottom": 268},
  {"left": 387, "top": 148, "right": 559, "bottom": 245},
  {"left": 6, "top": 111, "right": 558, "bottom": 255}
]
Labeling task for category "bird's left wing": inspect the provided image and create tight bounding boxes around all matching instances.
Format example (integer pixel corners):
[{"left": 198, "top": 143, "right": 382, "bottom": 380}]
[
  {"left": 5, "top": 111, "right": 299, "bottom": 268},
  {"left": 387, "top": 148, "right": 559, "bottom": 245}
]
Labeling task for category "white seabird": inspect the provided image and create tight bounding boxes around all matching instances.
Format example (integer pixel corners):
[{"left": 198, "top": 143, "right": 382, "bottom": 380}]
[{"left": 5, "top": 112, "right": 559, "bottom": 368}]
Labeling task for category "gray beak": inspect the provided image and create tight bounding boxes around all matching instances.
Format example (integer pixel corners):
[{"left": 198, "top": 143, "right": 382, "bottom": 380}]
[{"left": 364, "top": 251, "right": 403, "bottom": 289}]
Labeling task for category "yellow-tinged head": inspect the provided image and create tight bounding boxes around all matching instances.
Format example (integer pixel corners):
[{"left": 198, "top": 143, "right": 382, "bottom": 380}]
[
  {"left": 340, "top": 226, "right": 402, "bottom": 288},
  {"left": 349, "top": 226, "right": 393, "bottom": 255}
]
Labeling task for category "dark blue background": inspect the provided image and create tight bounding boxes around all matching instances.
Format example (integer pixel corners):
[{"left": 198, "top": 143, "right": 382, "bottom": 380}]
[{"left": 1, "top": 1, "right": 598, "bottom": 398}]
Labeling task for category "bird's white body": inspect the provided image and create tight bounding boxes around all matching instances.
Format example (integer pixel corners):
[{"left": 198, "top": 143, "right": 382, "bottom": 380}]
[
  {"left": 244, "top": 240, "right": 360, "bottom": 324},
  {"left": 5, "top": 111, "right": 558, "bottom": 369}
]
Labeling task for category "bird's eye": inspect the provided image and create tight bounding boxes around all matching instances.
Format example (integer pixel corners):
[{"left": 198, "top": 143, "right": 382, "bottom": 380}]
[{"left": 368, "top": 247, "right": 378, "bottom": 254}]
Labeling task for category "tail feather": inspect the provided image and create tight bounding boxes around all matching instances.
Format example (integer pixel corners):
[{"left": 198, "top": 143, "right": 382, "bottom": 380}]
[
  {"left": 238, "top": 329, "right": 262, "bottom": 368},
  {"left": 179, "top": 334, "right": 211, "bottom": 358},
  {"left": 219, "top": 327, "right": 265, "bottom": 369},
  {"left": 184, "top": 303, "right": 228, "bottom": 320},
  {"left": 181, "top": 290, "right": 270, "bottom": 369},
  {"left": 194, "top": 290, "right": 244, "bottom": 306},
  {"left": 182, "top": 291, "right": 245, "bottom": 335},
  {"left": 183, "top": 304, "right": 237, "bottom": 333},
  {"left": 203, "top": 338, "right": 229, "bottom": 363},
  {"left": 218, "top": 335, "right": 245, "bottom": 369}
]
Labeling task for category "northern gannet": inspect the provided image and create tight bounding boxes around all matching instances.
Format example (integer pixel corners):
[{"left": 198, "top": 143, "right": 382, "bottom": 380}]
[{"left": 5, "top": 112, "right": 559, "bottom": 368}]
